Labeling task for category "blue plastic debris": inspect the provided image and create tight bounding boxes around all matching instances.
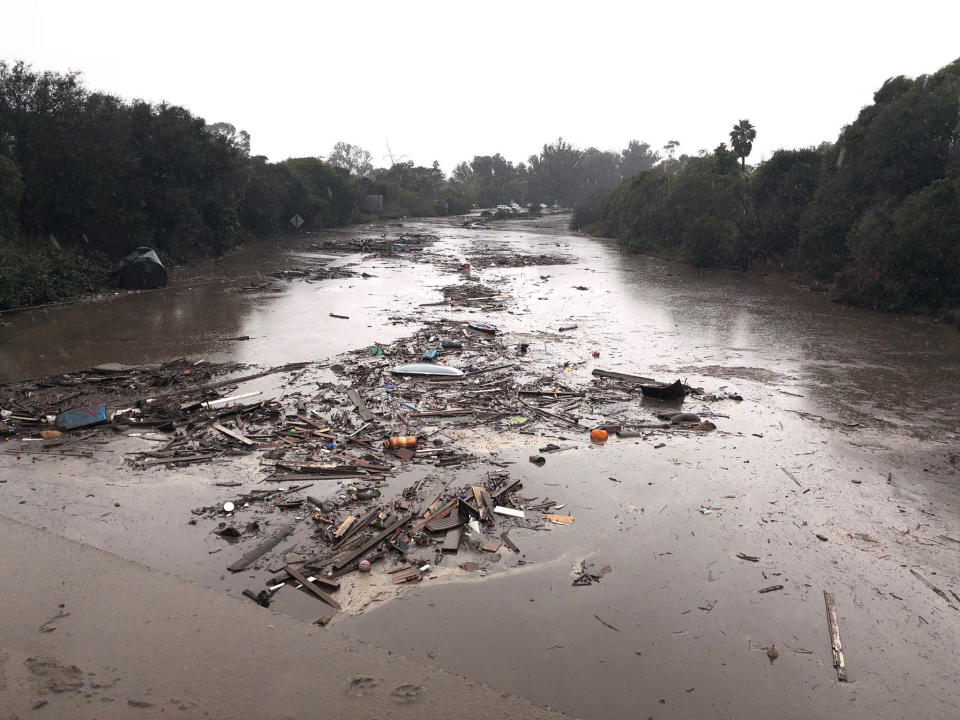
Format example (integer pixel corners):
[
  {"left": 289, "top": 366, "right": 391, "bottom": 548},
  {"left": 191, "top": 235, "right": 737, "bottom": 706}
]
[
  {"left": 55, "top": 404, "right": 108, "bottom": 430},
  {"left": 422, "top": 349, "right": 438, "bottom": 361}
]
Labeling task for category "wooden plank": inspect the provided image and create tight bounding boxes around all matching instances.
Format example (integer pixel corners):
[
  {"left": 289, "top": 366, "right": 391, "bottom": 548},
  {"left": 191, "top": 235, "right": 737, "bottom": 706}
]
[
  {"left": 145, "top": 453, "right": 218, "bottom": 466},
  {"left": 227, "top": 525, "right": 294, "bottom": 572},
  {"left": 285, "top": 565, "right": 341, "bottom": 610},
  {"left": 346, "top": 389, "right": 374, "bottom": 422},
  {"left": 480, "top": 537, "right": 503, "bottom": 553},
  {"left": 591, "top": 368, "right": 656, "bottom": 384},
  {"left": 331, "top": 514, "right": 411, "bottom": 569},
  {"left": 266, "top": 473, "right": 370, "bottom": 483},
  {"left": 142, "top": 362, "right": 310, "bottom": 403},
  {"left": 211, "top": 422, "right": 255, "bottom": 446},
  {"left": 491, "top": 479, "right": 522, "bottom": 500},
  {"left": 312, "top": 576, "right": 340, "bottom": 592},
  {"left": 518, "top": 390, "right": 585, "bottom": 397},
  {"left": 333, "top": 516, "right": 356, "bottom": 538},
  {"left": 326, "top": 550, "right": 386, "bottom": 579},
  {"left": 268, "top": 570, "right": 340, "bottom": 592},
  {"left": 410, "top": 409, "right": 477, "bottom": 418},
  {"left": 392, "top": 568, "right": 421, "bottom": 584},
  {"left": 500, "top": 532, "right": 519, "bottom": 553},
  {"left": 823, "top": 591, "right": 848, "bottom": 681},
  {"left": 442, "top": 526, "right": 463, "bottom": 553},
  {"left": 333, "top": 506, "right": 380, "bottom": 548},
  {"left": 545, "top": 514, "right": 574, "bottom": 525}
]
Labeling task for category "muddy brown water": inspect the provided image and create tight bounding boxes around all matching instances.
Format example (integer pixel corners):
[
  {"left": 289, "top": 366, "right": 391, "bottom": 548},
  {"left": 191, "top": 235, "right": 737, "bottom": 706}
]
[{"left": 1, "top": 215, "right": 959, "bottom": 719}]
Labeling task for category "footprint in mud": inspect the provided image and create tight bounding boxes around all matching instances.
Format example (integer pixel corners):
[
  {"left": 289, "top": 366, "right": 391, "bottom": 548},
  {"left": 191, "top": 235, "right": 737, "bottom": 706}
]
[
  {"left": 24, "top": 656, "right": 85, "bottom": 694},
  {"left": 346, "top": 676, "right": 379, "bottom": 697},
  {"left": 390, "top": 683, "right": 424, "bottom": 704}
]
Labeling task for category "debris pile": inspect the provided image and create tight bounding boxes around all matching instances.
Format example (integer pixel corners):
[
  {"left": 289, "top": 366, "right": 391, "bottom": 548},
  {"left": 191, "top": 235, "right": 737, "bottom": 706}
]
[
  {"left": 1, "top": 311, "right": 739, "bottom": 626},
  {"left": 213, "top": 464, "right": 580, "bottom": 624},
  {"left": 465, "top": 252, "right": 573, "bottom": 269},
  {"left": 0, "top": 359, "right": 245, "bottom": 439}
]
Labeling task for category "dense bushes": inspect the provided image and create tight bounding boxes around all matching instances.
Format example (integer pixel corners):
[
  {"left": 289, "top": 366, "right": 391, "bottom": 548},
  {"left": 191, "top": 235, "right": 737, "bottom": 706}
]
[
  {"left": 0, "top": 61, "right": 361, "bottom": 309},
  {"left": 574, "top": 55, "right": 960, "bottom": 319},
  {"left": 0, "top": 245, "right": 108, "bottom": 310}
]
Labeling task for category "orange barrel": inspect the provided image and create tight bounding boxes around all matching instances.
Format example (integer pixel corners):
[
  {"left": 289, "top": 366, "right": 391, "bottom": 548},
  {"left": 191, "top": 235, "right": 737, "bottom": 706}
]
[
  {"left": 590, "top": 429, "right": 609, "bottom": 442},
  {"left": 384, "top": 436, "right": 418, "bottom": 450}
]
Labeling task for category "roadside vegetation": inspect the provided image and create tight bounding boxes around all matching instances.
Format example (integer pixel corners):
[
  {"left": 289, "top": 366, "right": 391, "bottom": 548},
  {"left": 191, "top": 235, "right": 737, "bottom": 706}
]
[
  {"left": 572, "top": 57, "right": 960, "bottom": 322},
  {"left": 0, "top": 61, "right": 657, "bottom": 310},
  {"left": 4, "top": 56, "right": 959, "bottom": 320}
]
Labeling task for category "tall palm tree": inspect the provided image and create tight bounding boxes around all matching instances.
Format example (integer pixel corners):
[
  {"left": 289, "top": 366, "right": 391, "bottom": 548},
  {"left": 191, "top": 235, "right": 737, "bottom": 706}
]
[{"left": 729, "top": 120, "right": 756, "bottom": 170}]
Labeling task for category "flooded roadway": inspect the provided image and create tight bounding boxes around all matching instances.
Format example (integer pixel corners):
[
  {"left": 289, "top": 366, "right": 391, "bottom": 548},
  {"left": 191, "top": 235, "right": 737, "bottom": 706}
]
[{"left": 1, "top": 214, "right": 959, "bottom": 719}]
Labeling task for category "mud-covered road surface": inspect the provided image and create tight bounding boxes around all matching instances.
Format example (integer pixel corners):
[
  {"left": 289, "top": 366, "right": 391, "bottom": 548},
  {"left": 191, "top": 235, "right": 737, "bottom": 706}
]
[{"left": 1, "top": 214, "right": 959, "bottom": 719}]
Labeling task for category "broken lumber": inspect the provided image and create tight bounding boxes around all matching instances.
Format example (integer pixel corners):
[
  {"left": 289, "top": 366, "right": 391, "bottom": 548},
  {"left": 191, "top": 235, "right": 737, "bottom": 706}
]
[
  {"left": 823, "top": 591, "right": 848, "bottom": 681},
  {"left": 591, "top": 368, "right": 656, "bottom": 384},
  {"left": 212, "top": 422, "right": 255, "bottom": 446},
  {"left": 228, "top": 525, "right": 294, "bottom": 572},
  {"left": 285, "top": 565, "right": 341, "bottom": 610},
  {"left": 346, "top": 389, "right": 374, "bottom": 422},
  {"left": 331, "top": 514, "right": 411, "bottom": 569}
]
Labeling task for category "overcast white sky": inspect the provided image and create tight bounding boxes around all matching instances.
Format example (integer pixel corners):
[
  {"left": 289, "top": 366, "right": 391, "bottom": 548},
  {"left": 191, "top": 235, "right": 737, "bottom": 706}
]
[{"left": 4, "top": 1, "right": 960, "bottom": 173}]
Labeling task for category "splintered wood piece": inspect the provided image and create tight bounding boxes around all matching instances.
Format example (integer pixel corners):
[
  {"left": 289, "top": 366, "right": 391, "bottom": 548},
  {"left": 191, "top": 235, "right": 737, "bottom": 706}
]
[
  {"left": 391, "top": 568, "right": 422, "bottom": 584},
  {"left": 314, "top": 611, "right": 337, "bottom": 626},
  {"left": 545, "top": 514, "right": 574, "bottom": 525},
  {"left": 227, "top": 525, "right": 294, "bottom": 572},
  {"left": 500, "top": 533, "right": 520, "bottom": 552},
  {"left": 480, "top": 538, "right": 503, "bottom": 553},
  {"left": 286, "top": 565, "right": 341, "bottom": 610},
  {"left": 591, "top": 368, "right": 656, "bottom": 384},
  {"left": 212, "top": 422, "right": 255, "bottom": 446},
  {"left": 491, "top": 479, "right": 522, "bottom": 499},
  {"left": 333, "top": 515, "right": 356, "bottom": 538},
  {"left": 823, "top": 591, "right": 848, "bottom": 682}
]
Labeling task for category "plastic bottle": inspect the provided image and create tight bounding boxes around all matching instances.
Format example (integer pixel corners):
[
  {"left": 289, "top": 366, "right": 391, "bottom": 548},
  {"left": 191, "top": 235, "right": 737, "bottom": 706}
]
[{"left": 384, "top": 436, "right": 418, "bottom": 450}]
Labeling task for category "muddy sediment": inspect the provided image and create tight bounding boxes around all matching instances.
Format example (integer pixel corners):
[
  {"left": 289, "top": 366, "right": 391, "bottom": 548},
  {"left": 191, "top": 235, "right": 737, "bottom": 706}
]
[{"left": 1, "top": 214, "right": 958, "bottom": 719}]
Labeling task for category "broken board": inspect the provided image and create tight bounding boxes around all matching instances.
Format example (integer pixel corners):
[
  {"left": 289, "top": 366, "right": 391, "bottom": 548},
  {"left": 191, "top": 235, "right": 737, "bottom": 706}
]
[
  {"left": 442, "top": 526, "right": 463, "bottom": 553},
  {"left": 228, "top": 525, "right": 295, "bottom": 572}
]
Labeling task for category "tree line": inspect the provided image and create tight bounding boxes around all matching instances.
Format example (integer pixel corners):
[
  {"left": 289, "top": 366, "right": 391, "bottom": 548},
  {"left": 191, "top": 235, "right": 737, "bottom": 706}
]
[
  {"left": 573, "top": 56, "right": 960, "bottom": 320},
  {"left": 0, "top": 60, "right": 666, "bottom": 309}
]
